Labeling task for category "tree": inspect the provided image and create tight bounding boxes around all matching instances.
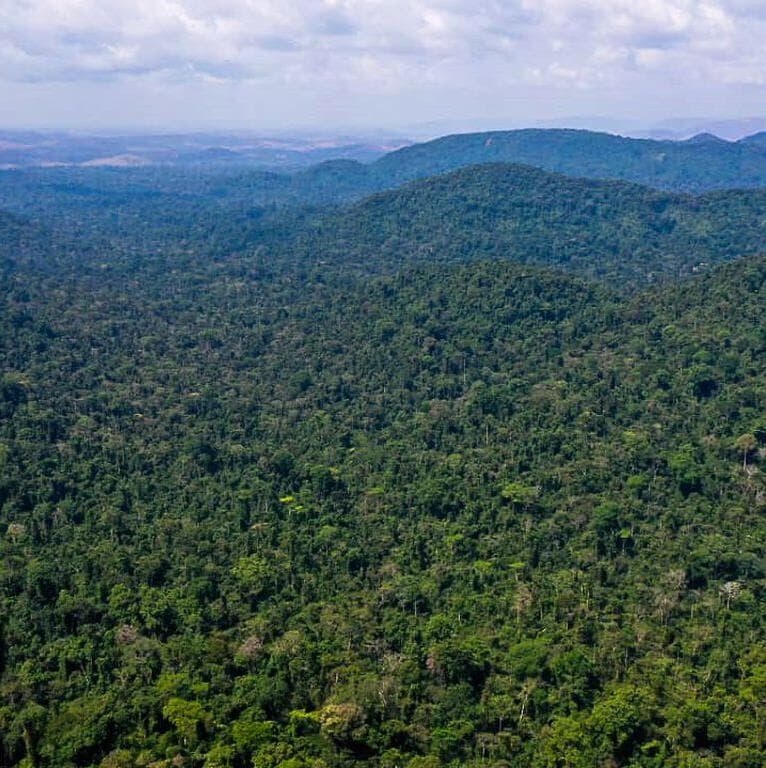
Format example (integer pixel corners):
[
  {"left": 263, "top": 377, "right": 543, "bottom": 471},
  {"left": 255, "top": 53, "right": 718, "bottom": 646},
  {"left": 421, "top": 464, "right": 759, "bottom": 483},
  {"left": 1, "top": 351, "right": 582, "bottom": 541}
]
[
  {"left": 735, "top": 433, "right": 758, "bottom": 472},
  {"left": 162, "top": 698, "right": 212, "bottom": 747}
]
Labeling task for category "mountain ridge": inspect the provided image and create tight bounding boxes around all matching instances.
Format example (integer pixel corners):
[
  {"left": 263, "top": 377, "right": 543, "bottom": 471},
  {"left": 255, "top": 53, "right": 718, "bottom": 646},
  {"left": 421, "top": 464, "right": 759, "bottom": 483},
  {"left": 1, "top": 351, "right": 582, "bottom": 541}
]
[{"left": 279, "top": 161, "right": 766, "bottom": 287}]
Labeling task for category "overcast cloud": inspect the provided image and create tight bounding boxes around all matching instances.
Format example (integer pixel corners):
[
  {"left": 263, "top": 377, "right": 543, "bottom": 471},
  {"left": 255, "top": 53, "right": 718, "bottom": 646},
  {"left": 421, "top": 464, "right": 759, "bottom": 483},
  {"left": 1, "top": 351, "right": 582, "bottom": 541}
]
[{"left": 0, "top": 0, "right": 764, "bottom": 131}]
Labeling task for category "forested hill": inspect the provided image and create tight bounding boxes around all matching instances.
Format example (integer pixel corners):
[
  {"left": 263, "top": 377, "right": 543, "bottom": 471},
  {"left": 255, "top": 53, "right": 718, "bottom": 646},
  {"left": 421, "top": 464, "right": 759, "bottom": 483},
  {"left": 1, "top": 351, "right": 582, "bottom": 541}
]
[
  {"left": 218, "top": 126, "right": 766, "bottom": 205},
  {"left": 370, "top": 128, "right": 766, "bottom": 192},
  {"left": 3, "top": 160, "right": 764, "bottom": 290},
  {"left": 215, "top": 126, "right": 766, "bottom": 204},
  {"left": 5, "top": 127, "right": 766, "bottom": 236},
  {"left": 284, "top": 163, "right": 766, "bottom": 286},
  {"left": 4, "top": 206, "right": 766, "bottom": 766}
]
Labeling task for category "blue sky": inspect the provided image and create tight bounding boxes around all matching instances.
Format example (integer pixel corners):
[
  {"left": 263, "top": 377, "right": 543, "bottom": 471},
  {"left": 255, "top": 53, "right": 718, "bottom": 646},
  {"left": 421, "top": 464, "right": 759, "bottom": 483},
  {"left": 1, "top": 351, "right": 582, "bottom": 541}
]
[{"left": 1, "top": 0, "right": 765, "bottom": 133}]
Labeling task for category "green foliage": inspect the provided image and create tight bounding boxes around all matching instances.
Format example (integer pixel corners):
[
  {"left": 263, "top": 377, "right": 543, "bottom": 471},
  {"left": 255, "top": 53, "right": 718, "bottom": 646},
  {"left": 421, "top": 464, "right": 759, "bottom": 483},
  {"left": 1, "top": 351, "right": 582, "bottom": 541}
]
[
  {"left": 286, "top": 163, "right": 766, "bottom": 287},
  {"left": 4, "top": 151, "right": 766, "bottom": 768}
]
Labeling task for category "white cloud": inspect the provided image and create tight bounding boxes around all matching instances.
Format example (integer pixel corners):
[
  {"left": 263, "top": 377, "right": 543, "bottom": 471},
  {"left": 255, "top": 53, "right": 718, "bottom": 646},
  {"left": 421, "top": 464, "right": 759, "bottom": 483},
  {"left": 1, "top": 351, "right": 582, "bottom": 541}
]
[
  {"left": 0, "top": 0, "right": 764, "bottom": 128},
  {"left": 0, "top": 1, "right": 541, "bottom": 83}
]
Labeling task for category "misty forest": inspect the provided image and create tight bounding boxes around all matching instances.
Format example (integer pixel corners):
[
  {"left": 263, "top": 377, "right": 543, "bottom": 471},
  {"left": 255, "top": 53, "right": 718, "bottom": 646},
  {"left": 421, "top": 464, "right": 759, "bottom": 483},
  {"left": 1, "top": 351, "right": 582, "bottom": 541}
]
[{"left": 4, "top": 128, "right": 766, "bottom": 768}]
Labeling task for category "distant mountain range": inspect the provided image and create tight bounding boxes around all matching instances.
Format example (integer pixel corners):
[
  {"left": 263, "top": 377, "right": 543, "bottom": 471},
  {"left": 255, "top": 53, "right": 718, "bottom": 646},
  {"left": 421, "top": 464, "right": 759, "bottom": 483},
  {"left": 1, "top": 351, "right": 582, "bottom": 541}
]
[
  {"left": 4, "top": 128, "right": 766, "bottom": 289},
  {"left": 4, "top": 127, "right": 766, "bottom": 194},
  {"left": 643, "top": 115, "right": 766, "bottom": 141},
  {"left": 223, "top": 127, "right": 766, "bottom": 201},
  {"left": 365, "top": 128, "right": 766, "bottom": 192},
  {"left": 0, "top": 131, "right": 410, "bottom": 170}
]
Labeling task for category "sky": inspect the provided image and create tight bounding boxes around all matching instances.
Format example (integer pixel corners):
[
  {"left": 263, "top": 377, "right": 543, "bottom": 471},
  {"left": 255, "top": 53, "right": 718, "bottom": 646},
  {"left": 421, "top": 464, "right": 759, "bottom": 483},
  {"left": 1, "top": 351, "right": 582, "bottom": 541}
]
[{"left": 1, "top": 0, "right": 765, "bottom": 134}]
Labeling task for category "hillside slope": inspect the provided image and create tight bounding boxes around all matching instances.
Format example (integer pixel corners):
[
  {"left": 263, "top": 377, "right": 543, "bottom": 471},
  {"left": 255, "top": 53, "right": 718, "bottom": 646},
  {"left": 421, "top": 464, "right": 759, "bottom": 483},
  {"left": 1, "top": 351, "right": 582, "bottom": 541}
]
[
  {"left": 371, "top": 128, "right": 766, "bottom": 192},
  {"left": 285, "top": 163, "right": 766, "bottom": 286}
]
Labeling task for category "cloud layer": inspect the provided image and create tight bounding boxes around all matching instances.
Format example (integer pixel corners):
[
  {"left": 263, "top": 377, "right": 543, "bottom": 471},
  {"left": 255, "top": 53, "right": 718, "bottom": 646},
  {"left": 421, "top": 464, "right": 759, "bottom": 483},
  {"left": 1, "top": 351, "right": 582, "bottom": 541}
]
[{"left": 1, "top": 1, "right": 764, "bottom": 129}]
